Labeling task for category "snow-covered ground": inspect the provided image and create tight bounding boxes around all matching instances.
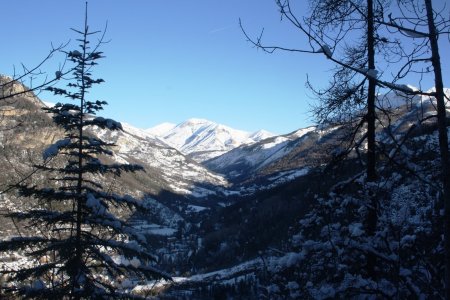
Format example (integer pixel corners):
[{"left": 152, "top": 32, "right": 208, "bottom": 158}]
[
  {"left": 131, "top": 251, "right": 305, "bottom": 296},
  {"left": 234, "top": 167, "right": 311, "bottom": 195}
]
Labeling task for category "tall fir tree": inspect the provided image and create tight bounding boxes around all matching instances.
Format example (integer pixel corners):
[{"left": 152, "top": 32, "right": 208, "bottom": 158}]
[{"left": 0, "top": 3, "right": 170, "bottom": 298}]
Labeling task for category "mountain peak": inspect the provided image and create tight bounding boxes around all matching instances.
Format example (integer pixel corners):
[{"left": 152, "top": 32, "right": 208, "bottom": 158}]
[
  {"left": 148, "top": 119, "right": 273, "bottom": 162},
  {"left": 183, "top": 118, "right": 213, "bottom": 125},
  {"left": 249, "top": 129, "right": 274, "bottom": 142}
]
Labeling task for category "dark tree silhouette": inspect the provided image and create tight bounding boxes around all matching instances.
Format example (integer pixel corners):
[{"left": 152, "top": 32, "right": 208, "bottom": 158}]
[
  {"left": 375, "top": 0, "right": 450, "bottom": 294},
  {"left": 0, "top": 3, "right": 170, "bottom": 298},
  {"left": 241, "top": 0, "right": 385, "bottom": 278},
  {"left": 240, "top": 0, "right": 449, "bottom": 296}
]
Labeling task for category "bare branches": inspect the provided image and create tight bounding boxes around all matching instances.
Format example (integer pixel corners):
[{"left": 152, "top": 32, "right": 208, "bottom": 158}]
[
  {"left": 241, "top": 0, "right": 439, "bottom": 100},
  {"left": 239, "top": 19, "right": 318, "bottom": 55},
  {"left": 0, "top": 3, "right": 169, "bottom": 298},
  {"left": 0, "top": 41, "right": 70, "bottom": 102}
]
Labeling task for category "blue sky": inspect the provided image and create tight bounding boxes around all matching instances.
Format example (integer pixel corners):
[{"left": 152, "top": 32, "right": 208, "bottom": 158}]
[{"left": 0, "top": 1, "right": 448, "bottom": 134}]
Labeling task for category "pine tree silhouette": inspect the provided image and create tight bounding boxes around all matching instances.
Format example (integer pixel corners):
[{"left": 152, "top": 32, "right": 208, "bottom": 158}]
[{"left": 0, "top": 3, "right": 170, "bottom": 298}]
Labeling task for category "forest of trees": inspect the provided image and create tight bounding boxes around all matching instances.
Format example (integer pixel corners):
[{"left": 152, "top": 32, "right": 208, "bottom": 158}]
[
  {"left": 240, "top": 0, "right": 450, "bottom": 298},
  {"left": 0, "top": 0, "right": 449, "bottom": 299}
]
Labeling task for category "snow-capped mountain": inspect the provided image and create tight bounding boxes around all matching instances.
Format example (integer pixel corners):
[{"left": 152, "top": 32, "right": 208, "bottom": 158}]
[
  {"left": 92, "top": 122, "right": 229, "bottom": 198},
  {"left": 206, "top": 87, "right": 450, "bottom": 186},
  {"left": 147, "top": 118, "right": 274, "bottom": 162},
  {"left": 145, "top": 122, "right": 176, "bottom": 136},
  {"left": 205, "top": 126, "right": 317, "bottom": 182},
  {"left": 0, "top": 96, "right": 228, "bottom": 203},
  {"left": 249, "top": 129, "right": 274, "bottom": 141},
  {"left": 2, "top": 73, "right": 450, "bottom": 299}
]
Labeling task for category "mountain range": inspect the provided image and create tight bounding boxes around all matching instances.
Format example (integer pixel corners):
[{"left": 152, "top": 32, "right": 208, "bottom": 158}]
[
  {"left": 1, "top": 74, "right": 449, "bottom": 298},
  {"left": 146, "top": 118, "right": 274, "bottom": 162}
]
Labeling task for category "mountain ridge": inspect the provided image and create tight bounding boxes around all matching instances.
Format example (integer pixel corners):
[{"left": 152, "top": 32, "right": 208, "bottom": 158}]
[{"left": 147, "top": 118, "right": 275, "bottom": 162}]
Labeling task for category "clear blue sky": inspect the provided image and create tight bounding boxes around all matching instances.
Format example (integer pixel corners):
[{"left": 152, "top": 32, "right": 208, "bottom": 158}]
[{"left": 0, "top": 1, "right": 448, "bottom": 134}]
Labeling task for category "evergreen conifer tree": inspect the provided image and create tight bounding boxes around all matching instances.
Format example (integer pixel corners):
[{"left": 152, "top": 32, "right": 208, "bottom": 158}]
[{"left": 0, "top": 3, "right": 170, "bottom": 298}]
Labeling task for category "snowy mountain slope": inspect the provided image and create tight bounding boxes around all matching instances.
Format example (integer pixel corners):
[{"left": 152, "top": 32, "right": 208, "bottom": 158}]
[
  {"left": 145, "top": 122, "right": 176, "bottom": 136},
  {"left": 90, "top": 122, "right": 229, "bottom": 198},
  {"left": 199, "top": 125, "right": 347, "bottom": 196},
  {"left": 0, "top": 91, "right": 228, "bottom": 201},
  {"left": 205, "top": 126, "right": 317, "bottom": 181},
  {"left": 206, "top": 88, "right": 450, "bottom": 186},
  {"left": 3, "top": 73, "right": 450, "bottom": 298},
  {"left": 249, "top": 129, "right": 274, "bottom": 142},
  {"left": 133, "top": 252, "right": 308, "bottom": 298},
  {"left": 155, "top": 90, "right": 450, "bottom": 299},
  {"left": 377, "top": 89, "right": 450, "bottom": 145},
  {"left": 148, "top": 118, "right": 274, "bottom": 162}
]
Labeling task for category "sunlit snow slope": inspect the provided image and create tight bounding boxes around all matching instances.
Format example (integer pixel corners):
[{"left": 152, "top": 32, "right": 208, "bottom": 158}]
[{"left": 147, "top": 118, "right": 274, "bottom": 162}]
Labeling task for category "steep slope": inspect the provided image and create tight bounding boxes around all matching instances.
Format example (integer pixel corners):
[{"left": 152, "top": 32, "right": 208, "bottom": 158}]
[
  {"left": 145, "top": 122, "right": 176, "bottom": 136},
  {"left": 149, "top": 118, "right": 274, "bottom": 162},
  {"left": 155, "top": 90, "right": 450, "bottom": 299},
  {"left": 205, "top": 127, "right": 316, "bottom": 181},
  {"left": 92, "top": 122, "right": 229, "bottom": 198},
  {"left": 0, "top": 87, "right": 228, "bottom": 201},
  {"left": 0, "top": 78, "right": 231, "bottom": 252},
  {"left": 2, "top": 75, "right": 449, "bottom": 298},
  {"left": 249, "top": 129, "right": 275, "bottom": 142},
  {"left": 206, "top": 89, "right": 450, "bottom": 189}
]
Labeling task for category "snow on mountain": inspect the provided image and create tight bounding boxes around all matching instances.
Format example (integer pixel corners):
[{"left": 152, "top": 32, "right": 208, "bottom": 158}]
[
  {"left": 205, "top": 87, "right": 450, "bottom": 189},
  {"left": 88, "top": 122, "right": 230, "bottom": 198},
  {"left": 42, "top": 101, "right": 55, "bottom": 107},
  {"left": 206, "top": 126, "right": 316, "bottom": 181},
  {"left": 376, "top": 86, "right": 450, "bottom": 110},
  {"left": 148, "top": 118, "right": 274, "bottom": 162},
  {"left": 122, "top": 122, "right": 158, "bottom": 140},
  {"left": 145, "top": 122, "right": 176, "bottom": 136},
  {"left": 249, "top": 129, "right": 274, "bottom": 142}
]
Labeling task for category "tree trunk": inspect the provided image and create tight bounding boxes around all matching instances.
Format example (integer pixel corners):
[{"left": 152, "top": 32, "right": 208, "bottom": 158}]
[
  {"left": 366, "top": 0, "right": 378, "bottom": 279},
  {"left": 424, "top": 0, "right": 450, "bottom": 297},
  {"left": 73, "top": 5, "right": 89, "bottom": 299}
]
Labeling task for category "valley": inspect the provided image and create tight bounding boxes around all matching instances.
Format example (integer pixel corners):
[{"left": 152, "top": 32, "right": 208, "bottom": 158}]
[
  {"left": 0, "top": 0, "right": 448, "bottom": 297},
  {"left": 1, "top": 75, "right": 448, "bottom": 298}
]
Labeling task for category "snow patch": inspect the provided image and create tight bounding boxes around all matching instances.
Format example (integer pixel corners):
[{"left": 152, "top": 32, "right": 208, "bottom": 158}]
[{"left": 43, "top": 138, "right": 71, "bottom": 160}]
